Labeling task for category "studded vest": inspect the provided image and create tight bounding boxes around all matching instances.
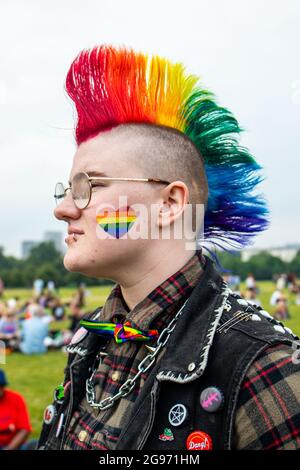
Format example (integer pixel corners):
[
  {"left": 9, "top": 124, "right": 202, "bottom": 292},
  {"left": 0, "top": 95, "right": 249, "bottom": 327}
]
[{"left": 38, "top": 257, "right": 298, "bottom": 450}]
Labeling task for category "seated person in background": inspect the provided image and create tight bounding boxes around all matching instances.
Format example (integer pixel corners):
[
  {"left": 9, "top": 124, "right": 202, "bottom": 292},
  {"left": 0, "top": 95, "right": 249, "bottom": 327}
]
[
  {"left": 25, "top": 303, "right": 53, "bottom": 325},
  {"left": 245, "top": 287, "right": 261, "bottom": 307},
  {"left": 69, "top": 286, "right": 86, "bottom": 332},
  {"left": 274, "top": 296, "right": 290, "bottom": 321},
  {"left": 270, "top": 288, "right": 283, "bottom": 306},
  {"left": 0, "top": 370, "right": 32, "bottom": 450},
  {"left": 19, "top": 304, "right": 49, "bottom": 355},
  {"left": 0, "top": 309, "right": 20, "bottom": 351},
  {"left": 50, "top": 298, "right": 66, "bottom": 321}
]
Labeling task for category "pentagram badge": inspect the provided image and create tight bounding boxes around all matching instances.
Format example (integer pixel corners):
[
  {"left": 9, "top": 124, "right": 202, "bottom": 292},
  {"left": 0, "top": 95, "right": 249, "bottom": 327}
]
[{"left": 168, "top": 403, "right": 188, "bottom": 427}]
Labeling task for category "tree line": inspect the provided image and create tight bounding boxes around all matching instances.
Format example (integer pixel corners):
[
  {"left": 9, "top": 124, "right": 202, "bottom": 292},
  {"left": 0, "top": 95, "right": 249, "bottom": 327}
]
[
  {"left": 0, "top": 242, "right": 300, "bottom": 287},
  {"left": 0, "top": 242, "right": 112, "bottom": 288}
]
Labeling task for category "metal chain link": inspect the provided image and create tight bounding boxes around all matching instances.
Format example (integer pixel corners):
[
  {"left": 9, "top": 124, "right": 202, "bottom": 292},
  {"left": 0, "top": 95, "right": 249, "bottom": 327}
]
[{"left": 85, "top": 297, "right": 189, "bottom": 410}]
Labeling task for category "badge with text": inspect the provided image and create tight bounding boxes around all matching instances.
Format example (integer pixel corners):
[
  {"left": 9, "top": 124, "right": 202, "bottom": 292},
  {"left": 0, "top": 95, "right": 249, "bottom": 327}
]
[{"left": 186, "top": 430, "right": 213, "bottom": 450}]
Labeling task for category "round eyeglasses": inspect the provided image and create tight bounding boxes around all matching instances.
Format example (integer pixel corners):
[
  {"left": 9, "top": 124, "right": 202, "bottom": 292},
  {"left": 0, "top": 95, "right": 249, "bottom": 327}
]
[{"left": 54, "top": 172, "right": 171, "bottom": 210}]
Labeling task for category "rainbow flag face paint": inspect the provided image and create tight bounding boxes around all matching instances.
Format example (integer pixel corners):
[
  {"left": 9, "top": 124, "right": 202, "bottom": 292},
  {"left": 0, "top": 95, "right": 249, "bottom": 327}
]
[{"left": 96, "top": 206, "right": 137, "bottom": 239}]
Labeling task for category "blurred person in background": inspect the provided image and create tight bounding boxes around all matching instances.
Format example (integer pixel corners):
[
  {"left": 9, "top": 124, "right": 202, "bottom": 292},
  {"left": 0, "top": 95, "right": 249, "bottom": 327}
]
[
  {"left": 276, "top": 274, "right": 286, "bottom": 290},
  {"left": 33, "top": 278, "right": 44, "bottom": 297},
  {"left": 19, "top": 304, "right": 49, "bottom": 355},
  {"left": 0, "top": 307, "right": 20, "bottom": 352},
  {"left": 51, "top": 298, "right": 66, "bottom": 321},
  {"left": 0, "top": 370, "right": 32, "bottom": 450},
  {"left": 274, "top": 296, "right": 290, "bottom": 321},
  {"left": 0, "top": 302, "right": 6, "bottom": 320},
  {"left": 69, "top": 284, "right": 86, "bottom": 332},
  {"left": 245, "top": 272, "right": 256, "bottom": 290},
  {"left": 47, "top": 280, "right": 56, "bottom": 293},
  {"left": 245, "top": 287, "right": 261, "bottom": 307},
  {"left": 287, "top": 273, "right": 298, "bottom": 294},
  {"left": 270, "top": 287, "right": 283, "bottom": 306}
]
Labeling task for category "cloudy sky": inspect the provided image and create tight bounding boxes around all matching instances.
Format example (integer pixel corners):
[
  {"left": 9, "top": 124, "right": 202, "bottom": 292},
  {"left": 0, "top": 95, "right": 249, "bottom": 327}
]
[{"left": 0, "top": 0, "right": 299, "bottom": 257}]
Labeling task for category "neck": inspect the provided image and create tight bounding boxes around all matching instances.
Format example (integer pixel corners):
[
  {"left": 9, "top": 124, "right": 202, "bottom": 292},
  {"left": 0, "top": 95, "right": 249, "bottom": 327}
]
[{"left": 119, "top": 242, "right": 198, "bottom": 311}]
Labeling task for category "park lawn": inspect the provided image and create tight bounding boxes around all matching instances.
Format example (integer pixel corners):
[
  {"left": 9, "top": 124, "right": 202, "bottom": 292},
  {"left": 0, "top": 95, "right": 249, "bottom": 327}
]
[
  {"left": 2, "top": 281, "right": 300, "bottom": 440},
  {"left": 3, "top": 350, "right": 67, "bottom": 439}
]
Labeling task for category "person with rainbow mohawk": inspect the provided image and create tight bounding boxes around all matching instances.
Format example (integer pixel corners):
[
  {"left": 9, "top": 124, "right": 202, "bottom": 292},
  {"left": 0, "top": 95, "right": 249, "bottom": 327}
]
[{"left": 38, "top": 45, "right": 300, "bottom": 451}]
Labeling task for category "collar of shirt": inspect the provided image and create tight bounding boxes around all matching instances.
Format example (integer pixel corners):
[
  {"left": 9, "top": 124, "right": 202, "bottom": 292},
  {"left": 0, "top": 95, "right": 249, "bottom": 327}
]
[{"left": 99, "top": 250, "right": 206, "bottom": 333}]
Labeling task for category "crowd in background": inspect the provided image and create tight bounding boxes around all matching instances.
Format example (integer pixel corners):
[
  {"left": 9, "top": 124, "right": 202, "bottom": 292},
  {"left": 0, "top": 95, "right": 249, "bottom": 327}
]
[
  {"left": 223, "top": 271, "right": 300, "bottom": 321},
  {"left": 0, "top": 280, "right": 87, "bottom": 355},
  {"left": 0, "top": 270, "right": 299, "bottom": 357}
]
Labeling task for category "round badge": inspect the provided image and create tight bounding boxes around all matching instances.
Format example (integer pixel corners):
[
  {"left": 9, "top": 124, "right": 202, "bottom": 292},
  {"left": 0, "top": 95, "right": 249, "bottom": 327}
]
[
  {"left": 168, "top": 404, "right": 188, "bottom": 427},
  {"left": 200, "top": 386, "right": 224, "bottom": 413},
  {"left": 43, "top": 404, "right": 56, "bottom": 425},
  {"left": 186, "top": 430, "right": 213, "bottom": 451},
  {"left": 70, "top": 327, "right": 88, "bottom": 345}
]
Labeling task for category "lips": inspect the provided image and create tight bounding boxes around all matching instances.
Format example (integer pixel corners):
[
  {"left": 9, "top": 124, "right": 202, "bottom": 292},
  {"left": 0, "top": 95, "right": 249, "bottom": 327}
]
[
  {"left": 65, "top": 227, "right": 85, "bottom": 245},
  {"left": 67, "top": 226, "right": 85, "bottom": 236}
]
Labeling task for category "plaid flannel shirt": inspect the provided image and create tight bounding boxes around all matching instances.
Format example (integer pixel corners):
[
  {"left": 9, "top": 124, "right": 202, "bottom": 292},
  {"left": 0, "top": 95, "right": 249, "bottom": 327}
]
[{"left": 62, "top": 251, "right": 300, "bottom": 450}]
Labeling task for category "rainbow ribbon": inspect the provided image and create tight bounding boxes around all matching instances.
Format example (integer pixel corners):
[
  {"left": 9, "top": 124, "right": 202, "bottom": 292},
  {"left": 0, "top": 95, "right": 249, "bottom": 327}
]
[{"left": 80, "top": 319, "right": 159, "bottom": 344}]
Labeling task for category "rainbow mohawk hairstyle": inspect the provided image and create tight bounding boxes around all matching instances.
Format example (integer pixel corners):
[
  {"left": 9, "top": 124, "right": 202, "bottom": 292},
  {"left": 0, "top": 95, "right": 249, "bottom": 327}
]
[{"left": 65, "top": 45, "right": 269, "bottom": 250}]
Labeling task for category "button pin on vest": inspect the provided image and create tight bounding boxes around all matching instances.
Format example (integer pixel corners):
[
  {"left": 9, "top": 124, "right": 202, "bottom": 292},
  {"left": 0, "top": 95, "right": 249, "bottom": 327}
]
[
  {"left": 186, "top": 430, "right": 213, "bottom": 450},
  {"left": 168, "top": 403, "right": 189, "bottom": 427},
  {"left": 43, "top": 405, "right": 56, "bottom": 425},
  {"left": 200, "top": 386, "right": 224, "bottom": 413}
]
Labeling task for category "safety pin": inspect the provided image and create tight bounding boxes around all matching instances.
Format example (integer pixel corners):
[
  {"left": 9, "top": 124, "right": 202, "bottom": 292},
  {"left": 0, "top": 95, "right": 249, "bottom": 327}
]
[{"left": 217, "top": 311, "right": 252, "bottom": 334}]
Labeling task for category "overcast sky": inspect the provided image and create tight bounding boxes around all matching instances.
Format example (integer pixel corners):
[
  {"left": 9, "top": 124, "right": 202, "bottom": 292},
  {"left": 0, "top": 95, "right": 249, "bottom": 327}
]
[{"left": 0, "top": 0, "right": 299, "bottom": 257}]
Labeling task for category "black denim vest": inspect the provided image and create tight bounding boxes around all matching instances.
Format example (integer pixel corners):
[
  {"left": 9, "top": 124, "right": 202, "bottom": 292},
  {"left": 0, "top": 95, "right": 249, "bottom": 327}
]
[{"left": 38, "top": 257, "right": 299, "bottom": 450}]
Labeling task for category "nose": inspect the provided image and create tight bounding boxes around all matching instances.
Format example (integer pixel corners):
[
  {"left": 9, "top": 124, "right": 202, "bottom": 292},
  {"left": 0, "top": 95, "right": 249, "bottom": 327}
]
[{"left": 54, "top": 192, "right": 81, "bottom": 221}]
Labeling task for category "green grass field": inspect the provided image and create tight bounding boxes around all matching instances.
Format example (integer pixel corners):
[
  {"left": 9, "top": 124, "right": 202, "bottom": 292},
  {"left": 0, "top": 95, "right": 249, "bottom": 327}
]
[{"left": 1, "top": 282, "right": 300, "bottom": 439}]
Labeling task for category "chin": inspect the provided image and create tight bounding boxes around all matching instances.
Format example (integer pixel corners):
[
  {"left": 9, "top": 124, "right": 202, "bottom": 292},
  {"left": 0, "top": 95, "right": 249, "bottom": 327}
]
[
  {"left": 63, "top": 251, "right": 89, "bottom": 275},
  {"left": 63, "top": 251, "right": 104, "bottom": 278}
]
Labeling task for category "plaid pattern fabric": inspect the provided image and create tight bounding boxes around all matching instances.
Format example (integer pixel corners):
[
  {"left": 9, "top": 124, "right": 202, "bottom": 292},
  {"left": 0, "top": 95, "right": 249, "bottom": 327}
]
[
  {"left": 62, "top": 250, "right": 300, "bottom": 450},
  {"left": 63, "top": 251, "right": 206, "bottom": 450},
  {"left": 234, "top": 343, "right": 300, "bottom": 450}
]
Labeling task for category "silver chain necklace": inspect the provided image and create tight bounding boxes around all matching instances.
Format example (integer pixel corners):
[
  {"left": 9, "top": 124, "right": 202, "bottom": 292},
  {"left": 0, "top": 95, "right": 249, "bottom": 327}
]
[{"left": 85, "top": 297, "right": 189, "bottom": 410}]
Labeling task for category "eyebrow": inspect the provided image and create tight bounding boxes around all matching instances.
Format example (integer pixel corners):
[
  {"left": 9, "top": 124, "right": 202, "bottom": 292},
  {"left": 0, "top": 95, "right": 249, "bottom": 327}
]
[{"left": 68, "top": 170, "right": 108, "bottom": 185}]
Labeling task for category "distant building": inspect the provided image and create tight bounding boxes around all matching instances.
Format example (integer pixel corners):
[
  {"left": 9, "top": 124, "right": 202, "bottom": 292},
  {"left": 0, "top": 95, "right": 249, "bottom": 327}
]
[
  {"left": 22, "top": 241, "right": 39, "bottom": 259},
  {"left": 44, "top": 231, "right": 63, "bottom": 253},
  {"left": 242, "top": 244, "right": 300, "bottom": 263}
]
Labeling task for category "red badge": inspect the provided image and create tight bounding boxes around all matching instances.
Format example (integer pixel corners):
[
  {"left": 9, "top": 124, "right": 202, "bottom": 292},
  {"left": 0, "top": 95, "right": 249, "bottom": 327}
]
[{"left": 186, "top": 430, "right": 213, "bottom": 451}]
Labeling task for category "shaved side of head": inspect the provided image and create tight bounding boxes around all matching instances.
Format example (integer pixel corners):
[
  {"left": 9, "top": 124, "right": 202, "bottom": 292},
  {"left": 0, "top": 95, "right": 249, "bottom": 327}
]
[{"left": 105, "top": 123, "right": 208, "bottom": 234}]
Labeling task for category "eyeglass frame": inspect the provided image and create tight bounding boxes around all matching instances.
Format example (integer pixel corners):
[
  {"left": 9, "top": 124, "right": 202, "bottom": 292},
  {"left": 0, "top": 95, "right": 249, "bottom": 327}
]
[{"left": 54, "top": 171, "right": 171, "bottom": 210}]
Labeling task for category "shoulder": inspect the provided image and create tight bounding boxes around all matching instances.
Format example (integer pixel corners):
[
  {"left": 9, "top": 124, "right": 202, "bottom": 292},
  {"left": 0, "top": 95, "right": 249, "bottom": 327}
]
[
  {"left": 234, "top": 343, "right": 300, "bottom": 449},
  {"left": 219, "top": 288, "right": 299, "bottom": 344},
  {"left": 5, "top": 389, "right": 27, "bottom": 405}
]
